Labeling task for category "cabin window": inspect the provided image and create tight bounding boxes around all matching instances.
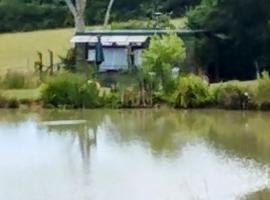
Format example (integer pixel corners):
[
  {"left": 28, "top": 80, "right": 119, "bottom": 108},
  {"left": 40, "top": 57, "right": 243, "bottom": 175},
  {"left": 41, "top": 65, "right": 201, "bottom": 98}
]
[
  {"left": 99, "top": 48, "right": 128, "bottom": 71},
  {"left": 88, "top": 49, "right": 96, "bottom": 61}
]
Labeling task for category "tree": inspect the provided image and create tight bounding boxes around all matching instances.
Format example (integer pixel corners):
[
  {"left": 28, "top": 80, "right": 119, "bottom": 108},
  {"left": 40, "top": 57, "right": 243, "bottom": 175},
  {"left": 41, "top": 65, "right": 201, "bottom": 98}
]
[
  {"left": 103, "top": 0, "right": 115, "bottom": 27},
  {"left": 62, "top": 0, "right": 87, "bottom": 32},
  {"left": 142, "top": 34, "right": 185, "bottom": 86},
  {"left": 186, "top": 0, "right": 270, "bottom": 81}
]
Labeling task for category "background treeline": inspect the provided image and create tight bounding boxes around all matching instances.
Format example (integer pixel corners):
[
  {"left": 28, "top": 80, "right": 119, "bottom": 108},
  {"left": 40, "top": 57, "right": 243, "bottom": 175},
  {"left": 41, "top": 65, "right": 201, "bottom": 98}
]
[
  {"left": 0, "top": 0, "right": 199, "bottom": 32},
  {"left": 186, "top": 0, "right": 270, "bottom": 80}
]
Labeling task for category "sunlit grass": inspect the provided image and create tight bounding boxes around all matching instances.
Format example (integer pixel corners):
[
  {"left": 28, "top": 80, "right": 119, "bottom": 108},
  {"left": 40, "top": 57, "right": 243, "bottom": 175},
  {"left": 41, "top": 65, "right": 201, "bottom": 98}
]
[{"left": 0, "top": 28, "right": 74, "bottom": 75}]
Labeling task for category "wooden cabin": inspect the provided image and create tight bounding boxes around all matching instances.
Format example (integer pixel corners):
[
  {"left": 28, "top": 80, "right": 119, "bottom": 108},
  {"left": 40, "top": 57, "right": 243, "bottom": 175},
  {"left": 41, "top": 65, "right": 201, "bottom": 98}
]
[{"left": 70, "top": 29, "right": 208, "bottom": 73}]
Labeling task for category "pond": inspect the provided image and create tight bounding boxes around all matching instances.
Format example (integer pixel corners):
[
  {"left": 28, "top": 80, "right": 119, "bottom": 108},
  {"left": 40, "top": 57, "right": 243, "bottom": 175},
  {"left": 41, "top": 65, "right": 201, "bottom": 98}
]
[{"left": 0, "top": 109, "right": 269, "bottom": 200}]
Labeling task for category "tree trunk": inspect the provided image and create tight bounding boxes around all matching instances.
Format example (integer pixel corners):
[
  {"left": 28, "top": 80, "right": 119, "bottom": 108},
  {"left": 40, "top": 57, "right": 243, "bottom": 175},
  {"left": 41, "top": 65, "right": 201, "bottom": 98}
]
[
  {"left": 104, "top": 0, "right": 115, "bottom": 27},
  {"left": 75, "top": 13, "right": 86, "bottom": 33}
]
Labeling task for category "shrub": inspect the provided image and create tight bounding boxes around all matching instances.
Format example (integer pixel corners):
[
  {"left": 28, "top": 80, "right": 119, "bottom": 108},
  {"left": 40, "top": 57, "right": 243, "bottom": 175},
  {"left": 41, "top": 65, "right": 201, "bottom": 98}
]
[
  {"left": 174, "top": 74, "right": 210, "bottom": 108},
  {"left": 42, "top": 72, "right": 100, "bottom": 109},
  {"left": 141, "top": 34, "right": 186, "bottom": 89},
  {"left": 213, "top": 81, "right": 256, "bottom": 110}
]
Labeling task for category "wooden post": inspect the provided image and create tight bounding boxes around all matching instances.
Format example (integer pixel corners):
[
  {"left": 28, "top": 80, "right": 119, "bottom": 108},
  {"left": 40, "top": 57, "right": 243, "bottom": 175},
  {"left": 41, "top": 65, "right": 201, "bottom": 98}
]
[
  {"left": 48, "top": 50, "right": 54, "bottom": 75},
  {"left": 37, "top": 51, "right": 43, "bottom": 74}
]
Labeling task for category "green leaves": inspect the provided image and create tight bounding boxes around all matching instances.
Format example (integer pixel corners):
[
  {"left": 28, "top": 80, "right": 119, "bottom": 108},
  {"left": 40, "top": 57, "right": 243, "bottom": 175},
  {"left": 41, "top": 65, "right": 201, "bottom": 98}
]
[{"left": 141, "top": 34, "right": 185, "bottom": 82}]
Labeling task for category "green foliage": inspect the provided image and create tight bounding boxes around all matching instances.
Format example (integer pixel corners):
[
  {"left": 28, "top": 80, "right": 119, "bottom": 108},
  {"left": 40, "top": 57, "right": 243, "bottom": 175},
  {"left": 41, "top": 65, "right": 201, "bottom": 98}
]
[
  {"left": 41, "top": 72, "right": 100, "bottom": 109},
  {"left": 256, "top": 71, "right": 270, "bottom": 110},
  {"left": 141, "top": 34, "right": 185, "bottom": 88},
  {"left": 174, "top": 74, "right": 209, "bottom": 108},
  {"left": 186, "top": 0, "right": 270, "bottom": 80},
  {"left": 0, "top": 0, "right": 199, "bottom": 33},
  {"left": 0, "top": 1, "right": 72, "bottom": 32},
  {"left": 212, "top": 81, "right": 256, "bottom": 110}
]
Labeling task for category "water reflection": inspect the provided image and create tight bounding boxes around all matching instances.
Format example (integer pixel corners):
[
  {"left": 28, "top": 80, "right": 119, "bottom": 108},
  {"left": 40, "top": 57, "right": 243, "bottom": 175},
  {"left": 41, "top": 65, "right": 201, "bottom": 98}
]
[{"left": 0, "top": 109, "right": 269, "bottom": 200}]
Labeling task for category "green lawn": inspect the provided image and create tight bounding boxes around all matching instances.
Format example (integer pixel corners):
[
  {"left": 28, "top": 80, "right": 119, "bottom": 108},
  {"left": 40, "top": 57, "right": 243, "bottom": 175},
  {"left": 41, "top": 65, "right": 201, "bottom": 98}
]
[
  {"left": 0, "top": 28, "right": 73, "bottom": 75},
  {"left": 210, "top": 80, "right": 258, "bottom": 93}
]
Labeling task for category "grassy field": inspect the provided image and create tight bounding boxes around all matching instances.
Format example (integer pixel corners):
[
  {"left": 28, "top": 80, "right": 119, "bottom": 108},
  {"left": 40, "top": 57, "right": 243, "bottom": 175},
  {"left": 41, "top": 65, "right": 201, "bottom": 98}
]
[
  {"left": 0, "top": 28, "right": 74, "bottom": 75},
  {"left": 0, "top": 18, "right": 187, "bottom": 75}
]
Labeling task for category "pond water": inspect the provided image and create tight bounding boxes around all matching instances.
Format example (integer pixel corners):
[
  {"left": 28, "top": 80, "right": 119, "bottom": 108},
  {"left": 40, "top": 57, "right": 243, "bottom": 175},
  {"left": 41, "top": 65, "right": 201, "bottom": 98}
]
[{"left": 0, "top": 109, "right": 269, "bottom": 200}]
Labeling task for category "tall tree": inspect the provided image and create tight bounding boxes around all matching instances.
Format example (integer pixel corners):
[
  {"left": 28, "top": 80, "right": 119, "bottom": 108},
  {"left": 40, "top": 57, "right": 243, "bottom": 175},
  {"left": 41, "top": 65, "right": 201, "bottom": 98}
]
[
  {"left": 187, "top": 0, "right": 270, "bottom": 81},
  {"left": 62, "top": 0, "right": 87, "bottom": 32}
]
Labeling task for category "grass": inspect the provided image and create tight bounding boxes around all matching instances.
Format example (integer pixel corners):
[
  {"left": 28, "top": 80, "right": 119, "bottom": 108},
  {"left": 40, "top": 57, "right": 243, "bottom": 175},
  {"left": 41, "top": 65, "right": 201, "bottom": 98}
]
[
  {"left": 0, "top": 28, "right": 73, "bottom": 75},
  {"left": 210, "top": 80, "right": 258, "bottom": 93},
  {"left": 0, "top": 88, "right": 41, "bottom": 100}
]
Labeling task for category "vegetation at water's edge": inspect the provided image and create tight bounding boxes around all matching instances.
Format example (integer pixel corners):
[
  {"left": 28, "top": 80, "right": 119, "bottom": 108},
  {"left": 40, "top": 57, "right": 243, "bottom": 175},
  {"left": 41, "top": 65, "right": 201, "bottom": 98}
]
[{"left": 1, "top": 34, "right": 270, "bottom": 111}]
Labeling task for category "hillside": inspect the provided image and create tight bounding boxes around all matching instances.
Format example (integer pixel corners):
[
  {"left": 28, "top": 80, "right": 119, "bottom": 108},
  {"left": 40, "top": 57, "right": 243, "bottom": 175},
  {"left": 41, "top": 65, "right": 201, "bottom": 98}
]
[{"left": 0, "top": 28, "right": 73, "bottom": 74}]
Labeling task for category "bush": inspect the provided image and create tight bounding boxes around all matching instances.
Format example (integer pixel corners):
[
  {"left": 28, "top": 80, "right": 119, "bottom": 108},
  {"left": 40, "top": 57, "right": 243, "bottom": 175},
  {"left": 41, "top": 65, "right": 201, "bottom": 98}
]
[
  {"left": 141, "top": 34, "right": 186, "bottom": 88},
  {"left": 174, "top": 74, "right": 210, "bottom": 108},
  {"left": 42, "top": 72, "right": 100, "bottom": 109},
  {"left": 213, "top": 81, "right": 255, "bottom": 110}
]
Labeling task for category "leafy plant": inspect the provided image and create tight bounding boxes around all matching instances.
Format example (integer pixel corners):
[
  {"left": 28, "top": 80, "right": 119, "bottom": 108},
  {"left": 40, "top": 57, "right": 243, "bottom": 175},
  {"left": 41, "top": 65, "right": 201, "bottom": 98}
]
[
  {"left": 41, "top": 72, "right": 100, "bottom": 109},
  {"left": 141, "top": 34, "right": 185, "bottom": 89},
  {"left": 174, "top": 74, "right": 209, "bottom": 108}
]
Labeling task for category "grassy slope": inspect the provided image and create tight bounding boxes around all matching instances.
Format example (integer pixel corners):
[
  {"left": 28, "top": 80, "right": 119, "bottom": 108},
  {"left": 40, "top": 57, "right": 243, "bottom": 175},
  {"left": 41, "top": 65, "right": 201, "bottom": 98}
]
[
  {"left": 0, "top": 18, "right": 187, "bottom": 75},
  {"left": 0, "top": 28, "right": 73, "bottom": 74}
]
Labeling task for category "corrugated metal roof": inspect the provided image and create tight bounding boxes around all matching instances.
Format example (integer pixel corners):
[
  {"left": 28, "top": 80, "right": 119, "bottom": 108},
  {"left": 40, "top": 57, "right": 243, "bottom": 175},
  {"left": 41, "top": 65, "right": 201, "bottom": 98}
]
[{"left": 71, "top": 35, "right": 148, "bottom": 46}]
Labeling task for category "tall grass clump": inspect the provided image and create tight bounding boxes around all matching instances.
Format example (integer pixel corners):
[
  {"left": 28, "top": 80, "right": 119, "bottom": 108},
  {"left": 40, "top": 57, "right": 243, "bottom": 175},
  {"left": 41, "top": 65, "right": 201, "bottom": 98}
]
[
  {"left": 174, "top": 74, "right": 210, "bottom": 108},
  {"left": 1, "top": 71, "right": 40, "bottom": 89},
  {"left": 41, "top": 72, "right": 100, "bottom": 109}
]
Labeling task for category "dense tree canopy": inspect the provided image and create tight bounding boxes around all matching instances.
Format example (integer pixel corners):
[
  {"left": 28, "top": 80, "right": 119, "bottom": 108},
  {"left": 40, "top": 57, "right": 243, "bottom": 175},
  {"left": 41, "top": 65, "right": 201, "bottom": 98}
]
[
  {"left": 187, "top": 0, "right": 270, "bottom": 81},
  {"left": 0, "top": 0, "right": 198, "bottom": 32}
]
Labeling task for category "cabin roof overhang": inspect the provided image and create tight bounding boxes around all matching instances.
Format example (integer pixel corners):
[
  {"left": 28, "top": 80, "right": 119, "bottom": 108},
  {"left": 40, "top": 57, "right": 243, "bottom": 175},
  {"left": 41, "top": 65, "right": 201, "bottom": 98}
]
[
  {"left": 75, "top": 29, "right": 209, "bottom": 36},
  {"left": 71, "top": 35, "right": 149, "bottom": 47},
  {"left": 70, "top": 29, "right": 210, "bottom": 45}
]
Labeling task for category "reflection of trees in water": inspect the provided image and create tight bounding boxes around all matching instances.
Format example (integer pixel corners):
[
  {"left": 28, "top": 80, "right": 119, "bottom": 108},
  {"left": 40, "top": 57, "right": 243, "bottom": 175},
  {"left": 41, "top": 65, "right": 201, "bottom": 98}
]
[
  {"left": 5, "top": 108, "right": 270, "bottom": 166},
  {"left": 243, "top": 188, "right": 270, "bottom": 200},
  {"left": 204, "top": 111, "right": 270, "bottom": 165},
  {"left": 0, "top": 110, "right": 37, "bottom": 125},
  {"left": 104, "top": 109, "right": 270, "bottom": 165},
  {"left": 38, "top": 110, "right": 105, "bottom": 169},
  {"left": 104, "top": 109, "right": 213, "bottom": 157}
]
